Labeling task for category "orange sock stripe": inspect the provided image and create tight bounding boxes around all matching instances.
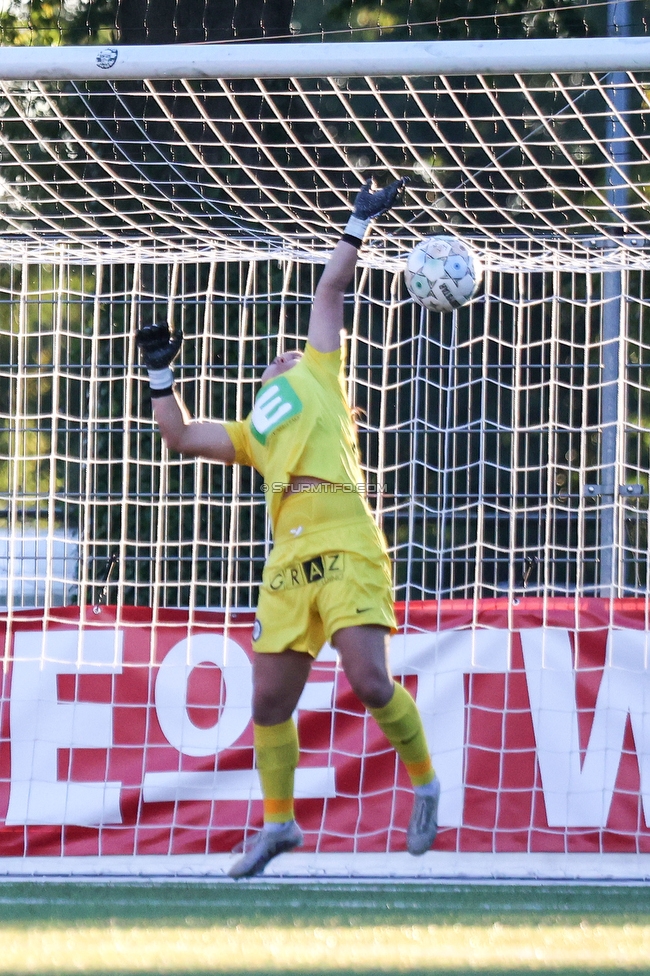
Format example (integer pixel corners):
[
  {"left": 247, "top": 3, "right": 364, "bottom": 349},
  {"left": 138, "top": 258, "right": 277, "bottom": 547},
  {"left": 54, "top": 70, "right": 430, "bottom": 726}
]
[
  {"left": 263, "top": 798, "right": 294, "bottom": 823},
  {"left": 405, "top": 758, "right": 435, "bottom": 786}
]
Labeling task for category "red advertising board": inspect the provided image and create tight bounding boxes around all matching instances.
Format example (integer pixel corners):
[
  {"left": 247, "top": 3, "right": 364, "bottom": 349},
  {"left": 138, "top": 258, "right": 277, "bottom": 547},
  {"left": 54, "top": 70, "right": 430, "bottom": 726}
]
[{"left": 0, "top": 598, "right": 649, "bottom": 867}]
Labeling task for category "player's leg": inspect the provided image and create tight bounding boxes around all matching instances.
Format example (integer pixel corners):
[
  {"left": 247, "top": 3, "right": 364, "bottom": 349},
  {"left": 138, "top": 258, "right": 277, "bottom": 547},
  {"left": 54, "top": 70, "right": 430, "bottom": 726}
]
[
  {"left": 333, "top": 624, "right": 440, "bottom": 855},
  {"left": 252, "top": 647, "right": 312, "bottom": 825},
  {"left": 228, "top": 648, "right": 311, "bottom": 879}
]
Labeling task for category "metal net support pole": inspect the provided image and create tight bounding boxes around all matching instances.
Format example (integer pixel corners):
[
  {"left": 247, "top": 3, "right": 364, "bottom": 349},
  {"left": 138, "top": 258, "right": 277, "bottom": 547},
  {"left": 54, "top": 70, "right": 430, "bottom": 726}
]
[{"left": 599, "top": 0, "right": 632, "bottom": 595}]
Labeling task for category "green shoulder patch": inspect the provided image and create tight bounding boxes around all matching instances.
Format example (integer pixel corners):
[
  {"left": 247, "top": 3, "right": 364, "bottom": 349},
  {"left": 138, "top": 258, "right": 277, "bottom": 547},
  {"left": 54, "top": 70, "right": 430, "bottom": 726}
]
[{"left": 250, "top": 375, "right": 303, "bottom": 445}]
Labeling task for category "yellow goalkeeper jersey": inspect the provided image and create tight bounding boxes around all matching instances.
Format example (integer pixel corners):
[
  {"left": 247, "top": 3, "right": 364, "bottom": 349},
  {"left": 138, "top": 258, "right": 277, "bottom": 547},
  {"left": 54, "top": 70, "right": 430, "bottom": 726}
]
[{"left": 223, "top": 337, "right": 366, "bottom": 529}]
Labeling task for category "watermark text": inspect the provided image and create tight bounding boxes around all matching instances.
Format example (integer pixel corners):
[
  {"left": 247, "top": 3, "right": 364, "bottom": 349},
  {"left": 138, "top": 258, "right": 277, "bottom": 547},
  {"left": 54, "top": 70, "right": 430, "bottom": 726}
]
[{"left": 261, "top": 482, "right": 388, "bottom": 494}]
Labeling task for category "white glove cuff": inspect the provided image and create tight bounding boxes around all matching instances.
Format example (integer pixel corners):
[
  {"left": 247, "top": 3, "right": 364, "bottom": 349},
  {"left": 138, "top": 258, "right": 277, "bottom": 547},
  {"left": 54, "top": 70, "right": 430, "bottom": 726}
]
[
  {"left": 344, "top": 214, "right": 371, "bottom": 240},
  {"left": 148, "top": 366, "right": 174, "bottom": 390}
]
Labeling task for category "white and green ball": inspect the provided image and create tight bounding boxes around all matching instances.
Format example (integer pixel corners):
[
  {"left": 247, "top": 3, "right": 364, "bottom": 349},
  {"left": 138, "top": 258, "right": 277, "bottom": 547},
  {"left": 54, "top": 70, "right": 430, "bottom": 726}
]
[{"left": 404, "top": 236, "right": 482, "bottom": 313}]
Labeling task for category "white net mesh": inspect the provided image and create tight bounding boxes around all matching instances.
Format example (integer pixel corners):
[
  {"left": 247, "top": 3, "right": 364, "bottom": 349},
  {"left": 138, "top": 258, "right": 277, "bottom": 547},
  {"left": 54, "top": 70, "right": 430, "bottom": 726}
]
[
  {"left": 0, "top": 67, "right": 647, "bottom": 266},
  {"left": 2, "top": 245, "right": 649, "bottom": 608}
]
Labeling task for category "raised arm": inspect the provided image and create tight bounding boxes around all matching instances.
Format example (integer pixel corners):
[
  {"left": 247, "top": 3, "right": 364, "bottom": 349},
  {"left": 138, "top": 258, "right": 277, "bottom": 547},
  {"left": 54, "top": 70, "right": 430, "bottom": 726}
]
[
  {"left": 150, "top": 391, "right": 235, "bottom": 461},
  {"left": 308, "top": 239, "right": 359, "bottom": 353},
  {"left": 136, "top": 323, "right": 235, "bottom": 463},
  {"left": 308, "top": 178, "right": 407, "bottom": 353}
]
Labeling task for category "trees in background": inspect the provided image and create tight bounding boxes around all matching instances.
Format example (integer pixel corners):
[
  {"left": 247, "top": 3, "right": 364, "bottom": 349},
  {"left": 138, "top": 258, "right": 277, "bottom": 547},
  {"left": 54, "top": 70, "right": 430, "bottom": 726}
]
[{"left": 0, "top": 0, "right": 639, "bottom": 47}]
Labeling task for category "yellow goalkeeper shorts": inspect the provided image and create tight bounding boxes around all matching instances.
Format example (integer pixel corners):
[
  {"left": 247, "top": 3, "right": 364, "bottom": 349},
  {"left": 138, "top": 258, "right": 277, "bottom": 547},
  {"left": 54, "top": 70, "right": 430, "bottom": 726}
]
[{"left": 252, "top": 489, "right": 397, "bottom": 657}]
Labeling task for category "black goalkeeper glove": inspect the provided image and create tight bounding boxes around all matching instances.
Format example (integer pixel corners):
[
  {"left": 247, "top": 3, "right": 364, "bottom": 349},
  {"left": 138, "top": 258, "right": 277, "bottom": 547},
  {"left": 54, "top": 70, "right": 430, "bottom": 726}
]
[
  {"left": 344, "top": 177, "right": 408, "bottom": 245},
  {"left": 136, "top": 322, "right": 183, "bottom": 397}
]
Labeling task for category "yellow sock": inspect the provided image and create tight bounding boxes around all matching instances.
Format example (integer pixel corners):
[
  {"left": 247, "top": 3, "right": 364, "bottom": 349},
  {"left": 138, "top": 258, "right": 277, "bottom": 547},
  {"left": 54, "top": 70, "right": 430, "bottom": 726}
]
[
  {"left": 368, "top": 682, "right": 435, "bottom": 787},
  {"left": 254, "top": 719, "right": 299, "bottom": 824}
]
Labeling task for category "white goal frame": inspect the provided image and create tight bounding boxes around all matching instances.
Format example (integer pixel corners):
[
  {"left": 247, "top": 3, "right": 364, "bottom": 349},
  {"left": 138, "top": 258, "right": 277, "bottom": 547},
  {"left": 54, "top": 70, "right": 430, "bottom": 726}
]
[
  {"left": 0, "top": 36, "right": 649, "bottom": 80},
  {"left": 2, "top": 37, "right": 650, "bottom": 880}
]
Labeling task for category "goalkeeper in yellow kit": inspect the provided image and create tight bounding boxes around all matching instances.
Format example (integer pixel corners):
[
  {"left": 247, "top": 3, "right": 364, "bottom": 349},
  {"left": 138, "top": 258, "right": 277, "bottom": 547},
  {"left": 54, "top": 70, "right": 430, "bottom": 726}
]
[{"left": 137, "top": 180, "right": 440, "bottom": 878}]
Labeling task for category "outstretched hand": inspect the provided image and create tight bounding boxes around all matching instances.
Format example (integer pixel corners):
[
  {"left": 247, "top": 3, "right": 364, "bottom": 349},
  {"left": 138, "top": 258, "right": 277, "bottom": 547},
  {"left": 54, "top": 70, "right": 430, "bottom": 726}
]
[
  {"left": 352, "top": 177, "right": 408, "bottom": 221},
  {"left": 136, "top": 323, "right": 183, "bottom": 370}
]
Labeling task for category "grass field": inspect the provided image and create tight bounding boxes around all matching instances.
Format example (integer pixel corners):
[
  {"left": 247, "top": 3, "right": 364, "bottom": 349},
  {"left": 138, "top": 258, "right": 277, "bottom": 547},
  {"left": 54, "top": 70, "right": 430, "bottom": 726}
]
[{"left": 0, "top": 881, "right": 648, "bottom": 974}]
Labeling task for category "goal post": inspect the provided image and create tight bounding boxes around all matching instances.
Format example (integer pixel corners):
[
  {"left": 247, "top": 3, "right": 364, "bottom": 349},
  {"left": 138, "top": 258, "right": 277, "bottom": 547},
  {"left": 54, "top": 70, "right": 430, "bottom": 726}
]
[
  {"left": 1, "top": 35, "right": 650, "bottom": 878},
  {"left": 1, "top": 36, "right": 650, "bottom": 80}
]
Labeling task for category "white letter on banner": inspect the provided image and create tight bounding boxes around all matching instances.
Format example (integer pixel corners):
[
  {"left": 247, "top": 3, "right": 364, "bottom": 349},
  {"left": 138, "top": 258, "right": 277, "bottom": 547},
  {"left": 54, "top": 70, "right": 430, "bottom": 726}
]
[
  {"left": 522, "top": 627, "right": 650, "bottom": 828},
  {"left": 6, "top": 629, "right": 123, "bottom": 826},
  {"left": 143, "top": 635, "right": 335, "bottom": 802},
  {"left": 390, "top": 629, "right": 510, "bottom": 826}
]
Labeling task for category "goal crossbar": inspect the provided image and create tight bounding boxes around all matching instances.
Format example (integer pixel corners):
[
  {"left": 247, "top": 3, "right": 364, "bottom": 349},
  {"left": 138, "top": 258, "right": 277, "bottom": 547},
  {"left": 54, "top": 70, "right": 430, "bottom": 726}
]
[{"left": 1, "top": 36, "right": 650, "bottom": 82}]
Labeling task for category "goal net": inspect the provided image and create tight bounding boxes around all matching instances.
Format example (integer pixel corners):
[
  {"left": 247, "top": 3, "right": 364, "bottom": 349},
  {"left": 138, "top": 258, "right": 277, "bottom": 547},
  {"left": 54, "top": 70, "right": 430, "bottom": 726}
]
[{"left": 2, "top": 7, "right": 650, "bottom": 877}]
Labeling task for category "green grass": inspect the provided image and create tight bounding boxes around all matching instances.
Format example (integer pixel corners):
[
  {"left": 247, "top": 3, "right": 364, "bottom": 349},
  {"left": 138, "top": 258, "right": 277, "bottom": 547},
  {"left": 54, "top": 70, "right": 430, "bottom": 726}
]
[{"left": 0, "top": 881, "right": 648, "bottom": 974}]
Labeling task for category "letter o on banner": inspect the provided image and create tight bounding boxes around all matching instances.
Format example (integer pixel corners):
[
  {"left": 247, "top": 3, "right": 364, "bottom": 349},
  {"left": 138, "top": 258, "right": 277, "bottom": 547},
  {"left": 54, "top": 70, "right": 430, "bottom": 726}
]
[{"left": 155, "top": 635, "right": 252, "bottom": 757}]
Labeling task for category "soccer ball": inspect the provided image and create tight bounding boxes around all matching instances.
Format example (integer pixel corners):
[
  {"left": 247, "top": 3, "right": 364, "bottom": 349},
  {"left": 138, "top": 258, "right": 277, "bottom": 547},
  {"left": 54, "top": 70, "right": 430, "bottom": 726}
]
[{"left": 404, "top": 236, "right": 482, "bottom": 313}]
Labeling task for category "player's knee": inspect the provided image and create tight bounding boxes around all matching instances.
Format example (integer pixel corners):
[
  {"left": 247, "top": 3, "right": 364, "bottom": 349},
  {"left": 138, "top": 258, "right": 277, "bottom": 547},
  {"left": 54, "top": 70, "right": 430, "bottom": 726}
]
[
  {"left": 253, "top": 702, "right": 294, "bottom": 725},
  {"left": 252, "top": 688, "right": 294, "bottom": 726},
  {"left": 346, "top": 668, "right": 393, "bottom": 710}
]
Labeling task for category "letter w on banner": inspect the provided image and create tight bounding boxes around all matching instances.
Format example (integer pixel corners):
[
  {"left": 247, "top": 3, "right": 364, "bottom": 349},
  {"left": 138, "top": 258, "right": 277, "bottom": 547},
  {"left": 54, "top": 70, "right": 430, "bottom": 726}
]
[{"left": 521, "top": 627, "right": 650, "bottom": 827}]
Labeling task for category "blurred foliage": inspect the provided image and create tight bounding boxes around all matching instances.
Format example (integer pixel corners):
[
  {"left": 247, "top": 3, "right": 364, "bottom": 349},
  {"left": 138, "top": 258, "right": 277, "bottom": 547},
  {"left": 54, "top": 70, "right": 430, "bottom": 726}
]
[
  {"left": 0, "top": 0, "right": 646, "bottom": 46},
  {"left": 297, "top": 0, "right": 620, "bottom": 41},
  {"left": 0, "top": 263, "right": 92, "bottom": 511},
  {"left": 0, "top": 0, "right": 116, "bottom": 46}
]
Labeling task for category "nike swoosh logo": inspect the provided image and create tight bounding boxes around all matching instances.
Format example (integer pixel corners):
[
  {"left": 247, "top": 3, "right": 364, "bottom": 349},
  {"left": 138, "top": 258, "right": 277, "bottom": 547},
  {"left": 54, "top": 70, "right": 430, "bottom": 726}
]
[{"left": 356, "top": 607, "right": 372, "bottom": 613}]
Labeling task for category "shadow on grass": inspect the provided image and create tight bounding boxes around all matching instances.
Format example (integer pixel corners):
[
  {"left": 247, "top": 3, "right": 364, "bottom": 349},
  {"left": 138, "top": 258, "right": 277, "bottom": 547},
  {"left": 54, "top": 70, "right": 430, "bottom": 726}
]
[
  {"left": 0, "top": 881, "right": 649, "bottom": 928},
  {"left": 0, "top": 881, "right": 648, "bottom": 975}
]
